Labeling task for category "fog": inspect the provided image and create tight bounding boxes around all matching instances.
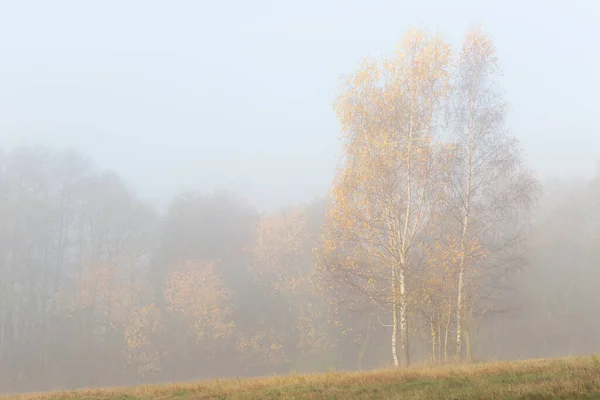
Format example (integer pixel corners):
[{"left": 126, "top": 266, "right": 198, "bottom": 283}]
[{"left": 0, "top": 0, "right": 599, "bottom": 394}]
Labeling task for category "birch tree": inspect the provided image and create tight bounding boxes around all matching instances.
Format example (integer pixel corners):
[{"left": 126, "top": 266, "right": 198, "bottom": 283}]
[
  {"left": 448, "top": 27, "right": 537, "bottom": 360},
  {"left": 316, "top": 28, "right": 452, "bottom": 367}
]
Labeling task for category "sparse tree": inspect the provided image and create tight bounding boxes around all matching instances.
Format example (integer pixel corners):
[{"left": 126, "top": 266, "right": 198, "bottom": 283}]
[{"left": 447, "top": 27, "right": 537, "bottom": 360}]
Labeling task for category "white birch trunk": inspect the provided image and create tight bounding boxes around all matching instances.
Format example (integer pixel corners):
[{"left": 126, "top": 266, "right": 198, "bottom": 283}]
[
  {"left": 455, "top": 86, "right": 476, "bottom": 361},
  {"left": 391, "top": 266, "right": 400, "bottom": 367}
]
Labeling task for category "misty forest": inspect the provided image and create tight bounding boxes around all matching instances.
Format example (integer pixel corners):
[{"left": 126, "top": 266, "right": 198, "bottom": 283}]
[{"left": 1, "top": 26, "right": 599, "bottom": 394}]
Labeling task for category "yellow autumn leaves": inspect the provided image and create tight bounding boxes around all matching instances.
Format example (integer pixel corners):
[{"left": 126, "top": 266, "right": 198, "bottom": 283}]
[
  {"left": 315, "top": 26, "right": 534, "bottom": 367},
  {"left": 318, "top": 28, "right": 455, "bottom": 367},
  {"left": 164, "top": 260, "right": 235, "bottom": 343}
]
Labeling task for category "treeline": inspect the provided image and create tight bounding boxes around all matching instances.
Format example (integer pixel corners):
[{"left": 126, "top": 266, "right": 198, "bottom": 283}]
[
  {"left": 1, "top": 26, "right": 600, "bottom": 393},
  {"left": 0, "top": 147, "right": 336, "bottom": 392}
]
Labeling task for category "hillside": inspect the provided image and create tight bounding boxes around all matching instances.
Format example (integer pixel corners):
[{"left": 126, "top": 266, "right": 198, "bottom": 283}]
[{"left": 4, "top": 356, "right": 600, "bottom": 399}]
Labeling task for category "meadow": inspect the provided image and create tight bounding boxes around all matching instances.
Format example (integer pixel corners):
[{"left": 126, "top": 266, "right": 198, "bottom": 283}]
[{"left": 4, "top": 356, "right": 600, "bottom": 399}]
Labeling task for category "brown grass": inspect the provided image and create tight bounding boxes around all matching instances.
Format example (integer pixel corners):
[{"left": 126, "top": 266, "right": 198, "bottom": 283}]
[{"left": 4, "top": 355, "right": 600, "bottom": 399}]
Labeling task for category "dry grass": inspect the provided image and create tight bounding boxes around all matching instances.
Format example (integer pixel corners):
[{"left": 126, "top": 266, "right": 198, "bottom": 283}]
[{"left": 4, "top": 355, "right": 600, "bottom": 399}]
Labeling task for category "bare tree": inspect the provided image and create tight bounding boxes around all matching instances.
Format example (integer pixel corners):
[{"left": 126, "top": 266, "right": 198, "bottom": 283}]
[{"left": 447, "top": 27, "right": 537, "bottom": 360}]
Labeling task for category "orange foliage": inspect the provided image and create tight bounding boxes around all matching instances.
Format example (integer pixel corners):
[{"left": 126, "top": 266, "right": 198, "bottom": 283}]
[
  {"left": 164, "top": 260, "right": 234, "bottom": 343},
  {"left": 58, "top": 264, "right": 151, "bottom": 326},
  {"left": 248, "top": 208, "right": 333, "bottom": 359},
  {"left": 251, "top": 208, "right": 310, "bottom": 296},
  {"left": 123, "top": 304, "right": 165, "bottom": 378},
  {"left": 236, "top": 328, "right": 286, "bottom": 366},
  {"left": 56, "top": 263, "right": 163, "bottom": 377},
  {"left": 316, "top": 28, "right": 453, "bottom": 310}
]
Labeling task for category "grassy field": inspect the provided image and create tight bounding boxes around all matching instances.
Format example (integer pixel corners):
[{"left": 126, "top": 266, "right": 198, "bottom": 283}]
[{"left": 4, "top": 356, "right": 600, "bottom": 399}]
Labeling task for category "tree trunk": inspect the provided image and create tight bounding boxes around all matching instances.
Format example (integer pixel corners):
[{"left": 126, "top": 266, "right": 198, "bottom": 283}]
[
  {"left": 455, "top": 64, "right": 479, "bottom": 361},
  {"left": 397, "top": 95, "right": 414, "bottom": 369},
  {"left": 465, "top": 296, "right": 479, "bottom": 363},
  {"left": 391, "top": 266, "right": 400, "bottom": 367},
  {"left": 437, "top": 322, "right": 442, "bottom": 364},
  {"left": 399, "top": 267, "right": 409, "bottom": 367},
  {"left": 465, "top": 326, "right": 471, "bottom": 362},
  {"left": 455, "top": 146, "right": 473, "bottom": 361},
  {"left": 456, "top": 265, "right": 465, "bottom": 360},
  {"left": 444, "top": 297, "right": 452, "bottom": 363},
  {"left": 430, "top": 317, "right": 437, "bottom": 363},
  {"left": 358, "top": 315, "right": 372, "bottom": 370}
]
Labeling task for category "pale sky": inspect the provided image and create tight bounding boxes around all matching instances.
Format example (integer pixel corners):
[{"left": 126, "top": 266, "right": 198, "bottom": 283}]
[{"left": 0, "top": 0, "right": 598, "bottom": 211}]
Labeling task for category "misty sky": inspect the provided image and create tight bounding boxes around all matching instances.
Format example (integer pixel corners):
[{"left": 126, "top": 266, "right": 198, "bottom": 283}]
[{"left": 0, "top": 0, "right": 598, "bottom": 211}]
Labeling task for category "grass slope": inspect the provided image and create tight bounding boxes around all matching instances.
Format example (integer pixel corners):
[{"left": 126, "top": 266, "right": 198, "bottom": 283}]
[{"left": 4, "top": 356, "right": 600, "bottom": 399}]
